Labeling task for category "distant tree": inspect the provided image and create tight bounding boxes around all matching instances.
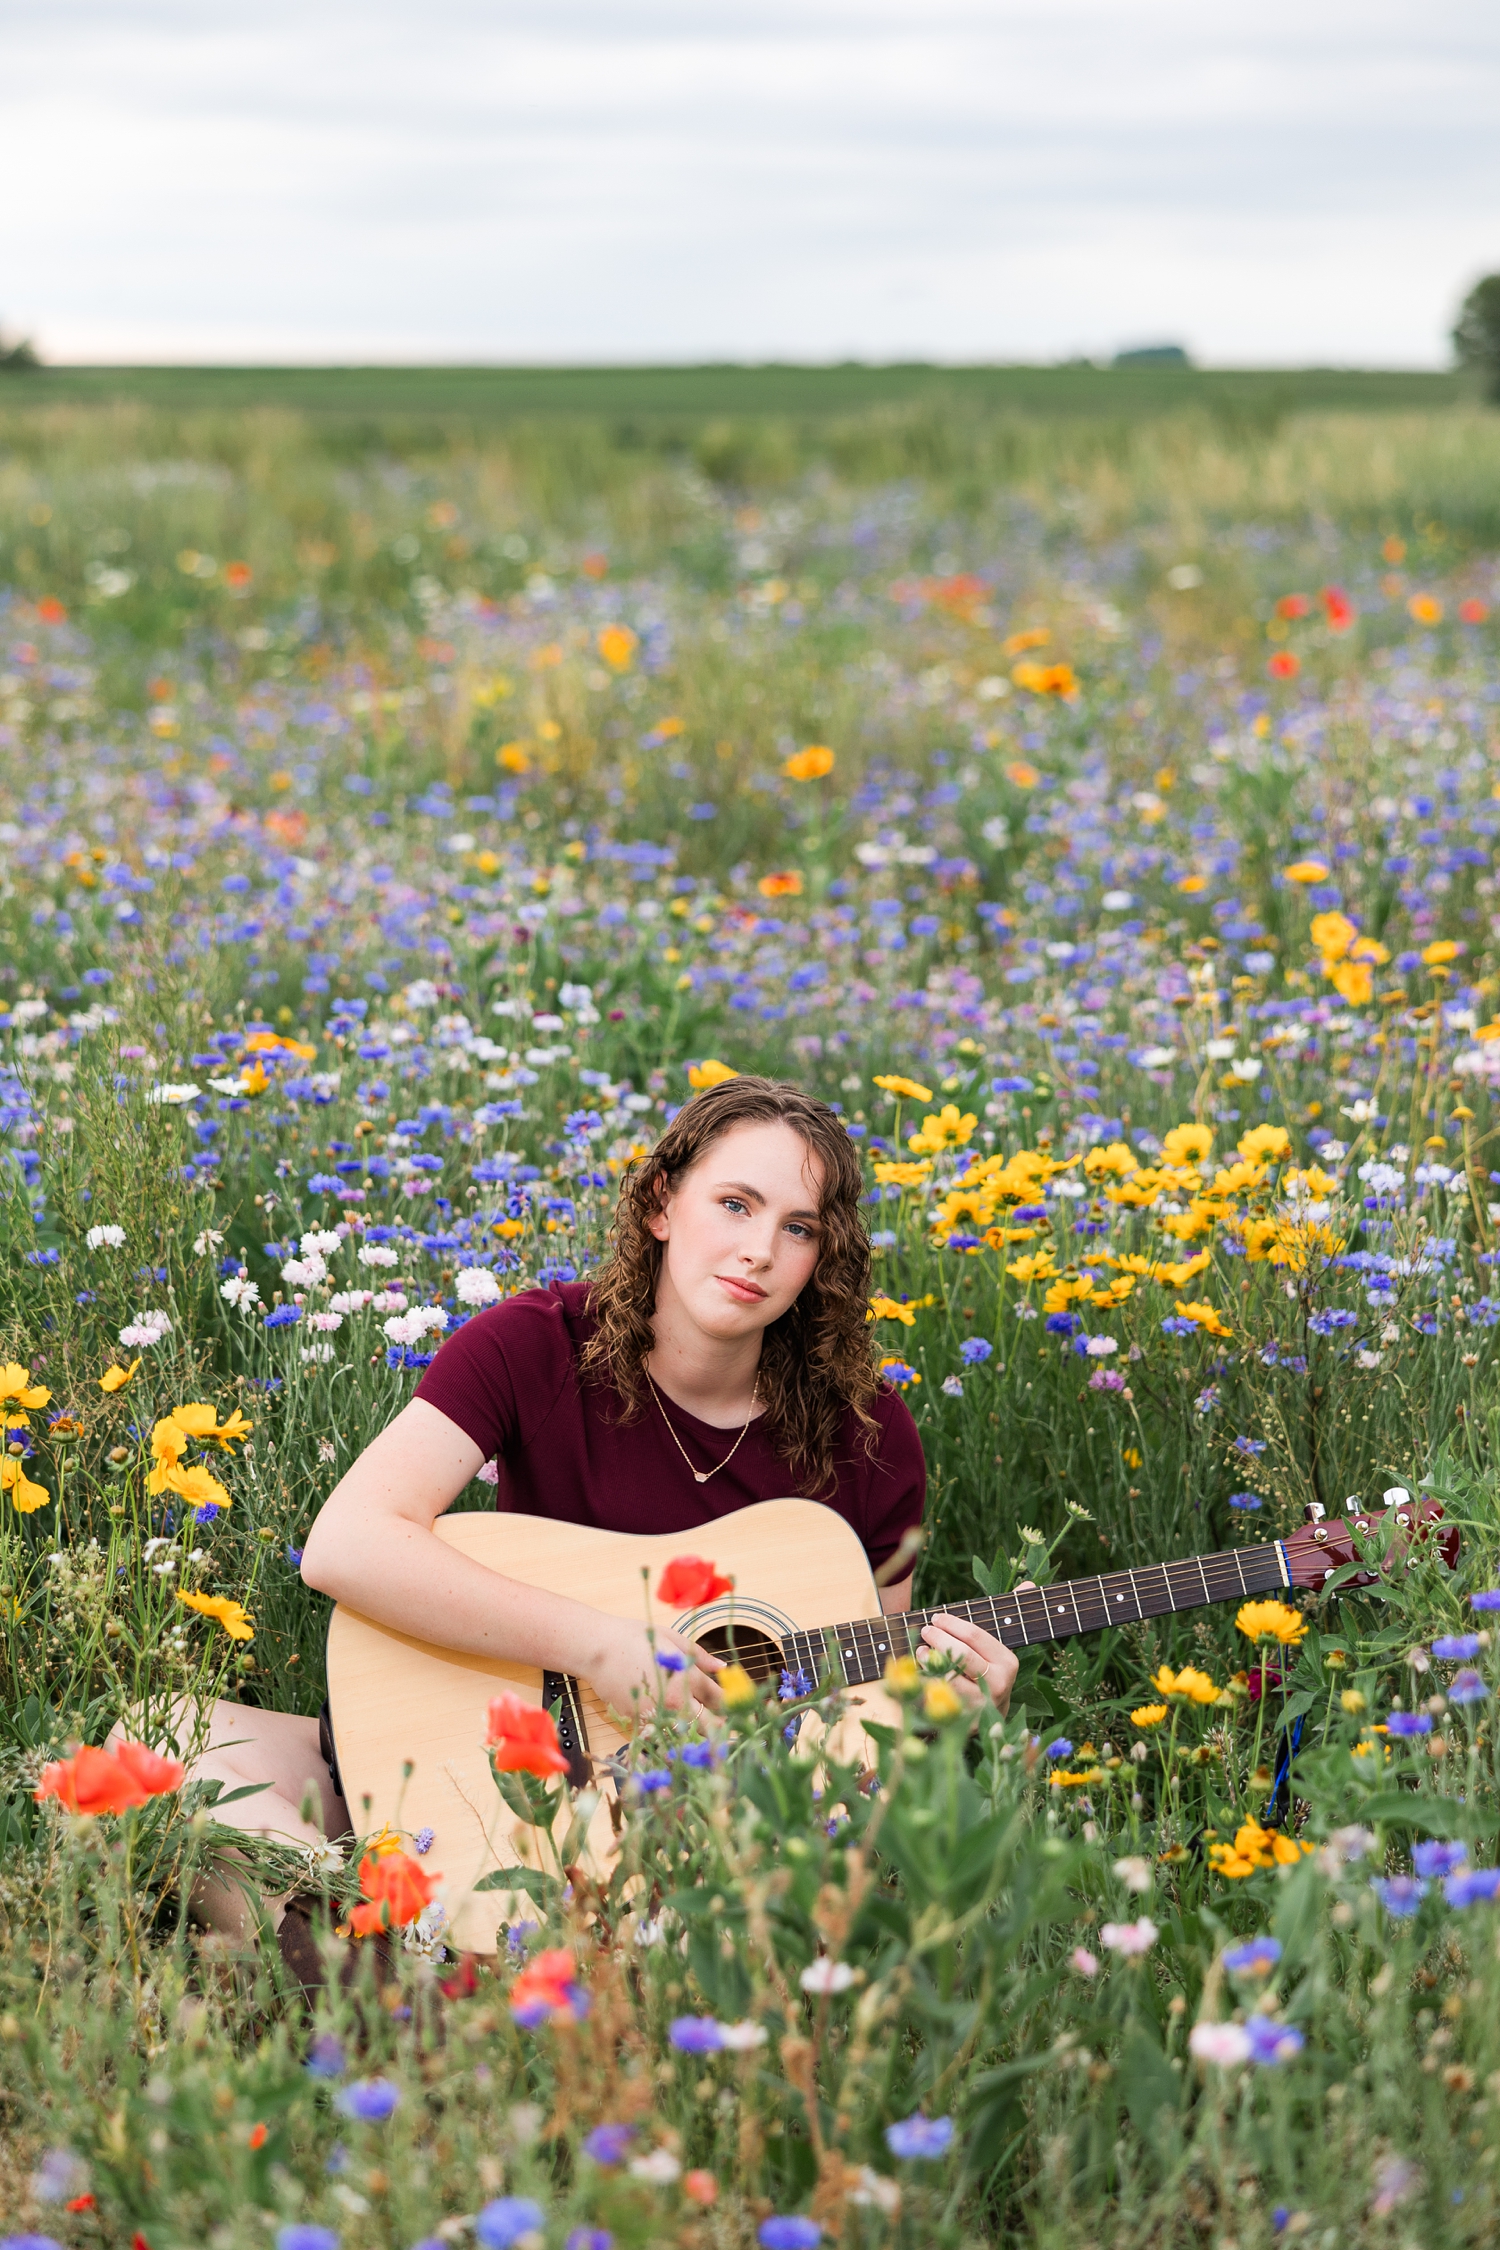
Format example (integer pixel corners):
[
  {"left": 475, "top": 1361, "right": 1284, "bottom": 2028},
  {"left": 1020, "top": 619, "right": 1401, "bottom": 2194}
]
[
  {"left": 0, "top": 325, "right": 39, "bottom": 371},
  {"left": 1453, "top": 275, "right": 1500, "bottom": 400},
  {"left": 1112, "top": 344, "right": 1192, "bottom": 370}
]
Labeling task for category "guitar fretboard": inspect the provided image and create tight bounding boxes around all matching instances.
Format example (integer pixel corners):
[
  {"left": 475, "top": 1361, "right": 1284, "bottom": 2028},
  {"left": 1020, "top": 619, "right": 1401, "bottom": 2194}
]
[{"left": 772, "top": 1540, "right": 1291, "bottom": 1692}]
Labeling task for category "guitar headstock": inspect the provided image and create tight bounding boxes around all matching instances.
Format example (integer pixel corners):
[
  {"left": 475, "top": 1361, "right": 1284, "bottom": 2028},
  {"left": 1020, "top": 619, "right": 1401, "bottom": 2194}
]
[{"left": 1282, "top": 1491, "right": 1460, "bottom": 1592}]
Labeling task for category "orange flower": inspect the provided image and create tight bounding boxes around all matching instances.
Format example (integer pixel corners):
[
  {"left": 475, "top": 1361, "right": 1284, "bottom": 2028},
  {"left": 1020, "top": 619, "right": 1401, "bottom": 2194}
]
[
  {"left": 223, "top": 562, "right": 253, "bottom": 591},
  {"left": 1282, "top": 858, "right": 1328, "bottom": 884},
  {"left": 1459, "top": 597, "right": 1488, "bottom": 625},
  {"left": 113, "top": 1740, "right": 187, "bottom": 1797},
  {"left": 486, "top": 1692, "right": 570, "bottom": 1777},
  {"left": 36, "top": 1745, "right": 153, "bottom": 1816},
  {"left": 98, "top": 1359, "right": 140, "bottom": 1393},
  {"left": 1004, "top": 760, "right": 1040, "bottom": 789},
  {"left": 510, "top": 1945, "right": 580, "bottom": 2020},
  {"left": 783, "top": 744, "right": 834, "bottom": 781},
  {"left": 1002, "top": 626, "right": 1050, "bottom": 655},
  {"left": 348, "top": 1847, "right": 441, "bottom": 1936},
  {"left": 1321, "top": 585, "right": 1355, "bottom": 632},
  {"left": 597, "top": 623, "right": 637, "bottom": 670},
  {"left": 1407, "top": 592, "right": 1443, "bottom": 626},
  {"left": 757, "top": 871, "right": 803, "bottom": 898},
  {"left": 1267, "top": 650, "right": 1300, "bottom": 679},
  {"left": 657, "top": 1555, "right": 733, "bottom": 1607},
  {"left": 1012, "top": 660, "right": 1076, "bottom": 697},
  {"left": 1328, "top": 958, "right": 1373, "bottom": 1006},
  {"left": 1274, "top": 593, "right": 1309, "bottom": 619},
  {"left": 37, "top": 597, "right": 68, "bottom": 624},
  {"left": 248, "top": 2123, "right": 268, "bottom": 2151},
  {"left": 683, "top": 2170, "right": 718, "bottom": 2207}
]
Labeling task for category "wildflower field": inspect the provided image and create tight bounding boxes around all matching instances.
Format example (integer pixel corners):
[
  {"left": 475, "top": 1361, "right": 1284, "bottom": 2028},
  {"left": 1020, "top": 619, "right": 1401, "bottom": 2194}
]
[{"left": 6, "top": 389, "right": 1500, "bottom": 2248}]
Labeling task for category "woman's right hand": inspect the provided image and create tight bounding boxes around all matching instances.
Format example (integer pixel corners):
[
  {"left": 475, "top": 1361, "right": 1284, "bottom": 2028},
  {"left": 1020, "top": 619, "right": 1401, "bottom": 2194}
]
[{"left": 585, "top": 1615, "right": 722, "bottom": 1724}]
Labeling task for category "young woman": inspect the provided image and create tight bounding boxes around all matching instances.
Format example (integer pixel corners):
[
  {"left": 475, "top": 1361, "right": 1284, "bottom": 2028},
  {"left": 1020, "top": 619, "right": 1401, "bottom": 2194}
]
[{"left": 174, "top": 1075, "right": 1019, "bottom": 1937}]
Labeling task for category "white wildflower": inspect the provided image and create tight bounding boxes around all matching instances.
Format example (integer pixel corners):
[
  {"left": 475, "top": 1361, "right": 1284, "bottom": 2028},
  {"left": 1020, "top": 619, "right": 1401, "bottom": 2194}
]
[
  {"left": 280, "top": 1254, "right": 327, "bottom": 1288},
  {"left": 454, "top": 1265, "right": 503, "bottom": 1307},
  {"left": 192, "top": 1228, "right": 224, "bottom": 1255},
  {"left": 146, "top": 1082, "right": 201, "bottom": 1106},
  {"left": 309, "top": 1311, "right": 343, "bottom": 1332},
  {"left": 1189, "top": 2021, "right": 1251, "bottom": 2066},
  {"left": 119, "top": 1310, "right": 172, "bottom": 1348},
  {"left": 358, "top": 1243, "right": 400, "bottom": 1269},
  {"left": 628, "top": 2148, "right": 681, "bottom": 2185},
  {"left": 300, "top": 1228, "right": 342, "bottom": 1258},
  {"left": 328, "top": 1290, "right": 374, "bottom": 1315},
  {"left": 717, "top": 2020, "right": 769, "bottom": 2050},
  {"left": 1112, "top": 1855, "right": 1153, "bottom": 1894},
  {"left": 382, "top": 1307, "right": 449, "bottom": 1348},
  {"left": 85, "top": 1224, "right": 126, "bottom": 1250},
  {"left": 800, "top": 1957, "right": 855, "bottom": 1994},
  {"left": 1100, "top": 1917, "right": 1158, "bottom": 1956},
  {"left": 1085, "top": 1336, "right": 1118, "bottom": 1358},
  {"left": 941, "top": 1374, "right": 964, "bottom": 1398},
  {"left": 220, "top": 1275, "right": 261, "bottom": 1312}
]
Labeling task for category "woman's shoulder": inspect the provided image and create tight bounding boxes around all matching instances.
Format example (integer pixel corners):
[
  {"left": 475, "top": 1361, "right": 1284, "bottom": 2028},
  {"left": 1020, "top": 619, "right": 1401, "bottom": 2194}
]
[
  {"left": 837, "top": 1378, "right": 923, "bottom": 1475},
  {"left": 448, "top": 1279, "right": 595, "bottom": 1360}
]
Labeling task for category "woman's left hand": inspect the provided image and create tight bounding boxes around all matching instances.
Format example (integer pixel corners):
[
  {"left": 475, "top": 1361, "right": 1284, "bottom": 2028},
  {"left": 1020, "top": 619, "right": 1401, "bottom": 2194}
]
[{"left": 919, "top": 1610, "right": 1020, "bottom": 1715}]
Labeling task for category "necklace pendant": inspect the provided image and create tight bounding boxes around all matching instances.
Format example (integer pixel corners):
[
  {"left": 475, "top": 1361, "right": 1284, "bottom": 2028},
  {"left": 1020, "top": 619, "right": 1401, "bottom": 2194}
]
[{"left": 693, "top": 1470, "right": 709, "bottom": 1484}]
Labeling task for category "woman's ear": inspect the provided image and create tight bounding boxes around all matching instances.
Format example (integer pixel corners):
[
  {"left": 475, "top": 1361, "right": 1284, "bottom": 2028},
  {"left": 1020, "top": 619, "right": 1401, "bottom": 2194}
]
[{"left": 645, "top": 1176, "right": 672, "bottom": 1245}]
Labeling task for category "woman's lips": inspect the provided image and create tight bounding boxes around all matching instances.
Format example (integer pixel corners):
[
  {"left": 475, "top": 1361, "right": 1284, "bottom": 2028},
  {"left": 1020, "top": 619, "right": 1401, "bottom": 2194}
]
[{"left": 715, "top": 1275, "right": 767, "bottom": 1304}]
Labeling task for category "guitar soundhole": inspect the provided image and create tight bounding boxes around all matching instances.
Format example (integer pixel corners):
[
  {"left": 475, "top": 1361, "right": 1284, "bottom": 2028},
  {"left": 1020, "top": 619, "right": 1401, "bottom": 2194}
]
[{"left": 697, "top": 1622, "right": 784, "bottom": 1686}]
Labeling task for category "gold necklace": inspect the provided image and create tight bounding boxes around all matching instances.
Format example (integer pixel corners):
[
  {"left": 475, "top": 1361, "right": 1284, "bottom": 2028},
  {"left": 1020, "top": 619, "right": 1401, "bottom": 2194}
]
[{"left": 646, "top": 1368, "right": 760, "bottom": 1485}]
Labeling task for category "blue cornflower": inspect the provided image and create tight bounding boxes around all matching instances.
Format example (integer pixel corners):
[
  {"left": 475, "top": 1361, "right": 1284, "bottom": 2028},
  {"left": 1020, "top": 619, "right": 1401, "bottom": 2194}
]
[
  {"left": 1470, "top": 1589, "right": 1500, "bottom": 1611},
  {"left": 1044, "top": 1738, "right": 1072, "bottom": 1760},
  {"left": 655, "top": 1649, "right": 686, "bottom": 1674},
  {"left": 1045, "top": 1311, "right": 1081, "bottom": 1337},
  {"left": 335, "top": 2077, "right": 399, "bottom": 2122},
  {"left": 2, "top": 2236, "right": 67, "bottom": 2250},
  {"left": 582, "top": 2122, "right": 636, "bottom": 2164},
  {"left": 959, "top": 1336, "right": 993, "bottom": 1364},
  {"left": 264, "top": 1304, "right": 302, "bottom": 1328},
  {"left": 758, "top": 2221, "right": 822, "bottom": 2250},
  {"left": 414, "top": 1826, "right": 435, "bottom": 1853},
  {"left": 1386, "top": 1710, "right": 1433, "bottom": 1736},
  {"left": 1222, "top": 1936, "right": 1281, "bottom": 1975},
  {"left": 779, "top": 1667, "right": 813, "bottom": 1701},
  {"left": 276, "top": 2232, "right": 340, "bottom": 2250},
  {"left": 1160, "top": 1316, "right": 1199, "bottom": 1337},
  {"left": 1445, "top": 1866, "right": 1500, "bottom": 1908},
  {"left": 1227, "top": 1491, "right": 1263, "bottom": 1512},
  {"left": 885, "top": 2112, "right": 955, "bottom": 2158},
  {"left": 1233, "top": 1435, "right": 1266, "bottom": 1456},
  {"left": 566, "top": 2232, "right": 614, "bottom": 2250},
  {"left": 285, "top": 1545, "right": 304, "bottom": 1567},
  {"left": 1244, "top": 2018, "right": 1304, "bottom": 2066},
  {"left": 304, "top": 2032, "right": 345, "bottom": 2079},
  {"left": 1432, "top": 1634, "right": 1481, "bottom": 1661},
  {"left": 991, "top": 1077, "right": 1033, "bottom": 1094},
  {"left": 1372, "top": 1876, "right": 1426, "bottom": 1916},
  {"left": 476, "top": 2201, "right": 547, "bottom": 2250},
  {"left": 680, "top": 1741, "right": 715, "bottom": 1769},
  {"left": 1449, "top": 1669, "right": 1489, "bottom": 1705},
  {"left": 1413, "top": 1841, "right": 1468, "bottom": 1879},
  {"left": 1307, "top": 1308, "right": 1357, "bottom": 1335},
  {"left": 634, "top": 1769, "right": 672, "bottom": 1795},
  {"left": 669, "top": 2015, "right": 723, "bottom": 2053}
]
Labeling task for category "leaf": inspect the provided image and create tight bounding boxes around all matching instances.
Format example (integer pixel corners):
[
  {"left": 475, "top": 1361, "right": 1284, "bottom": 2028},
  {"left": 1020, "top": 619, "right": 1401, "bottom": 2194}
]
[
  {"left": 206, "top": 1780, "right": 273, "bottom": 1809},
  {"left": 1356, "top": 1793, "right": 1477, "bottom": 1839},
  {"left": 1120, "top": 2021, "right": 1180, "bottom": 2151},
  {"left": 473, "top": 1864, "right": 561, "bottom": 1899}
]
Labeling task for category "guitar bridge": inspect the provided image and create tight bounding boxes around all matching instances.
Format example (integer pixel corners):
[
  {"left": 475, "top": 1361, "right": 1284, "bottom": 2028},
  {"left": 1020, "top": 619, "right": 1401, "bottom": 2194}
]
[{"left": 542, "top": 1671, "right": 594, "bottom": 1788}]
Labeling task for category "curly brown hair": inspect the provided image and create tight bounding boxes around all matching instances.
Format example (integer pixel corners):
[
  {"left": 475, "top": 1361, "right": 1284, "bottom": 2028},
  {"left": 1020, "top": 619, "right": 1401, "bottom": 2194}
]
[{"left": 579, "top": 1075, "right": 880, "bottom": 1494}]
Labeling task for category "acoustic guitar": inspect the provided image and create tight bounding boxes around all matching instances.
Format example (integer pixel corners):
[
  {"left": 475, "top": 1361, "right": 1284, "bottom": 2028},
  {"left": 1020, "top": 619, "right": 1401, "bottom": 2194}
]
[{"left": 324, "top": 1490, "right": 1452, "bottom": 1952}]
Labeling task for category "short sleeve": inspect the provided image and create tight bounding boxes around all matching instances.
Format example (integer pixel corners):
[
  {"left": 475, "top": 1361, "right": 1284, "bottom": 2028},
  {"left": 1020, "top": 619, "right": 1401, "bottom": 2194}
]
[
  {"left": 857, "top": 1393, "right": 926, "bottom": 1574},
  {"left": 413, "top": 1289, "right": 574, "bottom": 1460}
]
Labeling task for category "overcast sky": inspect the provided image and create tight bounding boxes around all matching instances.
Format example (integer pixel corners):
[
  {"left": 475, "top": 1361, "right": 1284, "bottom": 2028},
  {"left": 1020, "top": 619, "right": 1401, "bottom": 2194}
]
[{"left": 3, "top": 0, "right": 1497, "bottom": 367}]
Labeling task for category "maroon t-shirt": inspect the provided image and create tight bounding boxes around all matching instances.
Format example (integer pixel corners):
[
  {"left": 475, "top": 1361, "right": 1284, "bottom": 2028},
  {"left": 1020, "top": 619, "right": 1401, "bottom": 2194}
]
[{"left": 414, "top": 1281, "right": 925, "bottom": 1573}]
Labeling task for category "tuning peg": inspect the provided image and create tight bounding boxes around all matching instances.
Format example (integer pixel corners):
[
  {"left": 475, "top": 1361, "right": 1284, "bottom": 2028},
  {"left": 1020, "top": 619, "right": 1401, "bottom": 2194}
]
[
  {"left": 1344, "top": 1496, "right": 1362, "bottom": 1512},
  {"left": 1304, "top": 1502, "right": 1326, "bottom": 1523}
]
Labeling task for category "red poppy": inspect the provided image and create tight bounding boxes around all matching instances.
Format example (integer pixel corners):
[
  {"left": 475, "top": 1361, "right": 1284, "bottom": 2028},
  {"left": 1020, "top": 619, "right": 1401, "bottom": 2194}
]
[
  {"left": 1267, "top": 651, "right": 1300, "bottom": 680},
  {"left": 36, "top": 1745, "right": 151, "bottom": 1816},
  {"left": 347, "top": 1847, "right": 441, "bottom": 1936},
  {"left": 656, "top": 1555, "right": 733, "bottom": 1607},
  {"left": 1460, "top": 598, "right": 1489, "bottom": 625},
  {"left": 133, "top": 2235, "right": 153, "bottom": 2250},
  {"left": 36, "top": 597, "right": 68, "bottom": 624},
  {"left": 1273, "top": 593, "right": 1309, "bottom": 620},
  {"left": 113, "top": 1740, "right": 187, "bottom": 1797},
  {"left": 248, "top": 2122, "right": 268, "bottom": 2150},
  {"left": 224, "top": 561, "right": 253, "bottom": 590},
  {"left": 66, "top": 2195, "right": 96, "bottom": 2212},
  {"left": 1321, "top": 586, "right": 1355, "bottom": 632},
  {"left": 440, "top": 1952, "right": 482, "bottom": 1999},
  {"left": 510, "top": 1945, "right": 579, "bottom": 2018},
  {"left": 485, "top": 1692, "right": 570, "bottom": 1777}
]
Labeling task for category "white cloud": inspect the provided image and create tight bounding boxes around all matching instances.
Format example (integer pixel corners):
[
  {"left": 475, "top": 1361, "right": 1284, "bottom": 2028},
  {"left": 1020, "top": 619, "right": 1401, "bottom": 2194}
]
[{"left": 1, "top": 0, "right": 1496, "bottom": 364}]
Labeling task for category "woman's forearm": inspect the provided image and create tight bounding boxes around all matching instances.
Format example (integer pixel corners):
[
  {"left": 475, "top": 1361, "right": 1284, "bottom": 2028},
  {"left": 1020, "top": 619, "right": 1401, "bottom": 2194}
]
[{"left": 304, "top": 1508, "right": 622, "bottom": 1679}]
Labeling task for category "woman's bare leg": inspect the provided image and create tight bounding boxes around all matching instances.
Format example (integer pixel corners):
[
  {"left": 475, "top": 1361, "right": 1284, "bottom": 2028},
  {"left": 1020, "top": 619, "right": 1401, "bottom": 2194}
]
[{"left": 110, "top": 1698, "right": 350, "bottom": 1940}]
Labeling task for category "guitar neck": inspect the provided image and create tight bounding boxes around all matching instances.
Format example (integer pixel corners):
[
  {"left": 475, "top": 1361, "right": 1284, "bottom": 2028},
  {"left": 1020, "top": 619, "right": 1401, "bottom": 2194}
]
[{"left": 778, "top": 1540, "right": 1292, "bottom": 1692}]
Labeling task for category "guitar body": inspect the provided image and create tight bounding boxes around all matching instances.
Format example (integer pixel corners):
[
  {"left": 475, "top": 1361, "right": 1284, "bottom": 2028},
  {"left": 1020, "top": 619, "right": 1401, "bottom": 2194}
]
[{"left": 324, "top": 1497, "right": 897, "bottom": 1954}]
